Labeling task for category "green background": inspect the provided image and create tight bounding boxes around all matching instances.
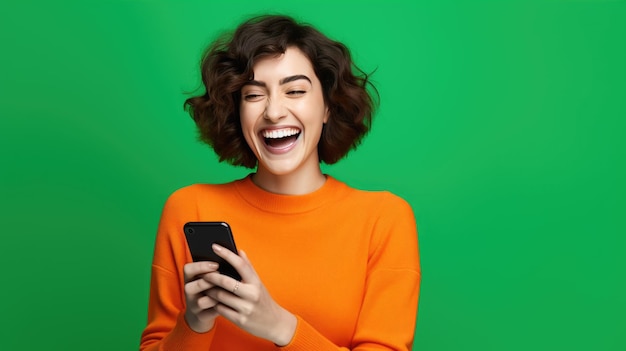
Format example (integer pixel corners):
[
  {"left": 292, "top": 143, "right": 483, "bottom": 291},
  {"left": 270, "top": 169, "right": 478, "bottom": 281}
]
[{"left": 1, "top": 0, "right": 624, "bottom": 350}]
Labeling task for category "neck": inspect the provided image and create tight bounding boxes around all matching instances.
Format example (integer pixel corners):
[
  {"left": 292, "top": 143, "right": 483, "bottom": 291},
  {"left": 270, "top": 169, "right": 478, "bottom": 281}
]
[{"left": 252, "top": 166, "right": 327, "bottom": 195}]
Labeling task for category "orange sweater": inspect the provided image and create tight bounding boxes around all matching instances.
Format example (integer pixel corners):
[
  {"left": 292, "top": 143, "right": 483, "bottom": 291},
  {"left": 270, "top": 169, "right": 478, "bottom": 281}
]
[{"left": 140, "top": 175, "right": 420, "bottom": 350}]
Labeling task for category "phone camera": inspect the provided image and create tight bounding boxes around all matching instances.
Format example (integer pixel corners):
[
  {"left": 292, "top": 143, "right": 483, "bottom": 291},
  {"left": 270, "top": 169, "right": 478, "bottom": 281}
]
[{"left": 186, "top": 227, "right": 195, "bottom": 235}]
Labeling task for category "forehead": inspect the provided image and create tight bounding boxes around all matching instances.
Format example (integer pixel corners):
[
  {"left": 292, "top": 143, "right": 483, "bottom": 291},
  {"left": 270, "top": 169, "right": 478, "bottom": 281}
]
[{"left": 251, "top": 47, "right": 316, "bottom": 81}]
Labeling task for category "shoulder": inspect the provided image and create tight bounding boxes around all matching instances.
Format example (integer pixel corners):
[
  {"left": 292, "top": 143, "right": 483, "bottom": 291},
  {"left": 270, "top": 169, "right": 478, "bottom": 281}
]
[
  {"left": 368, "top": 191, "right": 415, "bottom": 228},
  {"left": 329, "top": 178, "right": 416, "bottom": 233},
  {"left": 337, "top": 180, "right": 414, "bottom": 217},
  {"left": 167, "top": 182, "right": 235, "bottom": 200},
  {"left": 335, "top": 181, "right": 419, "bottom": 271},
  {"left": 161, "top": 180, "right": 242, "bottom": 214}
]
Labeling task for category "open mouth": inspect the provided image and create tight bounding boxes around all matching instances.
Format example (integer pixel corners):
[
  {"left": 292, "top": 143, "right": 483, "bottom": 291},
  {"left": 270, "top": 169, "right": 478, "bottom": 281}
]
[{"left": 261, "top": 127, "right": 301, "bottom": 149}]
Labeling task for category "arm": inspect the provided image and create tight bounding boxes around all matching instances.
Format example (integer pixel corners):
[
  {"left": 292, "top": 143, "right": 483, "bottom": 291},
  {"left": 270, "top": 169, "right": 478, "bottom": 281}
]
[
  {"left": 286, "top": 194, "right": 421, "bottom": 350},
  {"left": 351, "top": 195, "right": 421, "bottom": 349},
  {"left": 140, "top": 189, "right": 220, "bottom": 351}
]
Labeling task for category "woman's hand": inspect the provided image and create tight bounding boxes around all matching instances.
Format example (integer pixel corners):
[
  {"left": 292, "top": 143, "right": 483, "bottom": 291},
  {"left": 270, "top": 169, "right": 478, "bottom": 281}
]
[
  {"left": 183, "top": 261, "right": 221, "bottom": 333},
  {"left": 204, "top": 244, "right": 297, "bottom": 346}
]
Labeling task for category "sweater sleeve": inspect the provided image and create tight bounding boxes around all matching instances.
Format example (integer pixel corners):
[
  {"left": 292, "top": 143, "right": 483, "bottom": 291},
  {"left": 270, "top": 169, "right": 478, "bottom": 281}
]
[
  {"left": 279, "top": 194, "right": 421, "bottom": 351},
  {"left": 139, "top": 188, "right": 217, "bottom": 351}
]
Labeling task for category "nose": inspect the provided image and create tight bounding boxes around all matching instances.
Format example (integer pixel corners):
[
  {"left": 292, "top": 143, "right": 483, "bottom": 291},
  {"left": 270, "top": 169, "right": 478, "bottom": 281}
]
[{"left": 264, "top": 96, "right": 287, "bottom": 123}]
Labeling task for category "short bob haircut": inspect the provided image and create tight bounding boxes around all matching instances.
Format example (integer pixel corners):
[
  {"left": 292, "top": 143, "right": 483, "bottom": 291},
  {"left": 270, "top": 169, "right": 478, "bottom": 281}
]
[{"left": 185, "top": 15, "right": 376, "bottom": 168}]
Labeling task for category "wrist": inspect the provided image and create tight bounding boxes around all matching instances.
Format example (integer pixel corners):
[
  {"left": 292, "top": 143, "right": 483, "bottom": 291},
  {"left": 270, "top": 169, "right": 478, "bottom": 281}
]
[
  {"left": 184, "top": 310, "right": 215, "bottom": 333},
  {"left": 272, "top": 310, "right": 297, "bottom": 347}
]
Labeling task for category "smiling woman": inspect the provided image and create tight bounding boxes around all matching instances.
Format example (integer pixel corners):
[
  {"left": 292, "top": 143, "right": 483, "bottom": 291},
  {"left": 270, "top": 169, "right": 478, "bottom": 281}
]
[
  {"left": 139, "top": 14, "right": 420, "bottom": 351},
  {"left": 239, "top": 48, "right": 329, "bottom": 193},
  {"left": 185, "top": 15, "right": 374, "bottom": 171}
]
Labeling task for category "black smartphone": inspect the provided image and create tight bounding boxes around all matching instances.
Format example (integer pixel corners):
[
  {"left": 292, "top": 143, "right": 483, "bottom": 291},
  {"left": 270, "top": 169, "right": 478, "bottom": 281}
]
[{"left": 184, "top": 222, "right": 241, "bottom": 281}]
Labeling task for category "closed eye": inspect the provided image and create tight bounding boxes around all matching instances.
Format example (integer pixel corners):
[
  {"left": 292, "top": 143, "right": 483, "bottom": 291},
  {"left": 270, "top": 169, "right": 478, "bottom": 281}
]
[
  {"left": 244, "top": 93, "right": 264, "bottom": 101},
  {"left": 287, "top": 90, "right": 306, "bottom": 96}
]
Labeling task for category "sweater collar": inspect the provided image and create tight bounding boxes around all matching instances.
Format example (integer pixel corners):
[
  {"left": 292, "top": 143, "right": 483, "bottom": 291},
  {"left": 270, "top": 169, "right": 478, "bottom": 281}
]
[{"left": 233, "top": 174, "right": 347, "bottom": 214}]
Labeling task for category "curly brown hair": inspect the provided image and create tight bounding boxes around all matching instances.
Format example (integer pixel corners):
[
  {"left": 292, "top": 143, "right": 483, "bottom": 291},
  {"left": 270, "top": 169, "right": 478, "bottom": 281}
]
[{"left": 184, "top": 15, "right": 377, "bottom": 168}]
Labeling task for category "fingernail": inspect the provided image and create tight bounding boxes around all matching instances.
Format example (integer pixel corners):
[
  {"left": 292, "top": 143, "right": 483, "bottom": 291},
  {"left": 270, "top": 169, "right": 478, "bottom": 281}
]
[
  {"left": 212, "top": 243, "right": 222, "bottom": 252},
  {"left": 207, "top": 262, "right": 218, "bottom": 269}
]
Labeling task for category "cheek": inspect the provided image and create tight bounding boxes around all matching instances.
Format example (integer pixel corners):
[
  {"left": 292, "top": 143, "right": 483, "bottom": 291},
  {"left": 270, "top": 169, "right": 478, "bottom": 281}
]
[
  {"left": 239, "top": 107, "right": 255, "bottom": 132},
  {"left": 239, "top": 108, "right": 263, "bottom": 154}
]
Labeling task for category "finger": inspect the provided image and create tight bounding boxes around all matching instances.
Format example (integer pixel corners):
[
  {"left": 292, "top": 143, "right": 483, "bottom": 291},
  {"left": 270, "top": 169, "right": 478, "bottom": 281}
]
[
  {"left": 188, "top": 294, "right": 218, "bottom": 315},
  {"left": 197, "top": 295, "right": 218, "bottom": 310},
  {"left": 202, "top": 271, "right": 237, "bottom": 291},
  {"left": 184, "top": 276, "right": 214, "bottom": 296},
  {"left": 196, "top": 306, "right": 219, "bottom": 321},
  {"left": 183, "top": 261, "right": 219, "bottom": 283},
  {"left": 214, "top": 299, "right": 244, "bottom": 323},
  {"left": 237, "top": 249, "right": 262, "bottom": 284},
  {"left": 207, "top": 286, "right": 250, "bottom": 313},
  {"left": 203, "top": 271, "right": 255, "bottom": 301},
  {"left": 212, "top": 244, "right": 257, "bottom": 283},
  {"left": 238, "top": 250, "right": 254, "bottom": 269}
]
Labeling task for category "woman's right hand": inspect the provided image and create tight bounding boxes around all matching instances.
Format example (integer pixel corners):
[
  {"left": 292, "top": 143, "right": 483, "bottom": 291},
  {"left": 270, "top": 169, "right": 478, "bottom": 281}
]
[{"left": 183, "top": 261, "right": 221, "bottom": 333}]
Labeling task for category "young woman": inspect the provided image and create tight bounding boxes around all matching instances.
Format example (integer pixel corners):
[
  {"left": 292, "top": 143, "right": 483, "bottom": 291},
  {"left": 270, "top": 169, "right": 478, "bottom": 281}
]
[{"left": 140, "top": 15, "right": 420, "bottom": 351}]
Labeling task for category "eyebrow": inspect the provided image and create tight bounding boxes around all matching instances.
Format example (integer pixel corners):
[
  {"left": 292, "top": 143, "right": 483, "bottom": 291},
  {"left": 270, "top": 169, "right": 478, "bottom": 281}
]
[{"left": 243, "top": 74, "right": 312, "bottom": 87}]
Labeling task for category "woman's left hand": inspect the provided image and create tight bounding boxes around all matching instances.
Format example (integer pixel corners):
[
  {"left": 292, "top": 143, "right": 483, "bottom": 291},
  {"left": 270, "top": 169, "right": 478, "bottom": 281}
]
[{"left": 203, "top": 244, "right": 297, "bottom": 346}]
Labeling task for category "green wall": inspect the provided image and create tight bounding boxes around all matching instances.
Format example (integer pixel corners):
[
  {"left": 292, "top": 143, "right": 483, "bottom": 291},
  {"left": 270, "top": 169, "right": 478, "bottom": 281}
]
[{"left": 1, "top": 1, "right": 624, "bottom": 350}]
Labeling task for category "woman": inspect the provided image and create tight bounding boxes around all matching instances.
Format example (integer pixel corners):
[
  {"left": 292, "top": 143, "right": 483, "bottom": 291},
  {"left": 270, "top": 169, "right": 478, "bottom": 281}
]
[{"left": 140, "top": 14, "right": 420, "bottom": 350}]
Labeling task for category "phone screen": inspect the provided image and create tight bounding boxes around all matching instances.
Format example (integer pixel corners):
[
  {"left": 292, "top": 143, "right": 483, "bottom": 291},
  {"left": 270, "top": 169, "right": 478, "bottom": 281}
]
[{"left": 184, "top": 222, "right": 241, "bottom": 281}]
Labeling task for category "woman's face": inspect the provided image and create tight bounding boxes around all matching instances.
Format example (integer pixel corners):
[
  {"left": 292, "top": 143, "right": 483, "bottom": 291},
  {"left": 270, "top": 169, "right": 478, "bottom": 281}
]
[{"left": 240, "top": 47, "right": 329, "bottom": 178}]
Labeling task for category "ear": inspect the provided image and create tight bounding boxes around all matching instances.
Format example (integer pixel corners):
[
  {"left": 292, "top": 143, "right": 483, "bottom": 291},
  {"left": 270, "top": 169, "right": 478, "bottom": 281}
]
[{"left": 323, "top": 106, "right": 330, "bottom": 124}]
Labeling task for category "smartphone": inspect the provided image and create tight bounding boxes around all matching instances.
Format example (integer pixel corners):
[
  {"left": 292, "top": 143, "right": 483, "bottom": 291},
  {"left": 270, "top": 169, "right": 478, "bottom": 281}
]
[{"left": 184, "top": 222, "right": 241, "bottom": 281}]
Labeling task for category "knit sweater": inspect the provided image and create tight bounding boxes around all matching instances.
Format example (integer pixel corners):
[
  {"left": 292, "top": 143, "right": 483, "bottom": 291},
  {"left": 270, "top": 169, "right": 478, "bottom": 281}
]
[{"left": 140, "top": 175, "right": 420, "bottom": 350}]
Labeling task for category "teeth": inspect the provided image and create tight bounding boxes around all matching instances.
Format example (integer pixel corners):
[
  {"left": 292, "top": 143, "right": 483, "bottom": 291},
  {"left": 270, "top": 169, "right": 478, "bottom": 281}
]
[{"left": 262, "top": 128, "right": 300, "bottom": 139}]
